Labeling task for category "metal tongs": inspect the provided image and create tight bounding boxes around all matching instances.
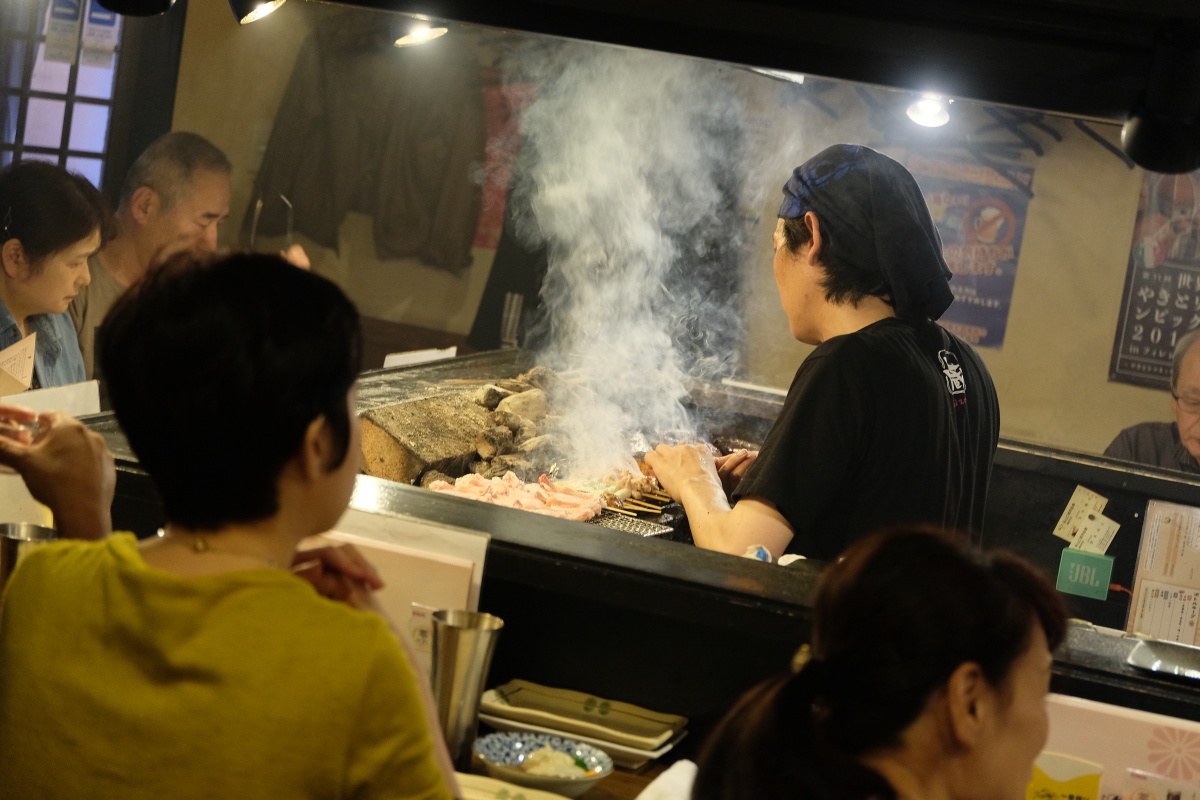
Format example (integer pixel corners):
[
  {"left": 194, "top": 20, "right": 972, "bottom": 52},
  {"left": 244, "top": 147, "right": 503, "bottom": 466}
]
[{"left": 247, "top": 188, "right": 294, "bottom": 250}]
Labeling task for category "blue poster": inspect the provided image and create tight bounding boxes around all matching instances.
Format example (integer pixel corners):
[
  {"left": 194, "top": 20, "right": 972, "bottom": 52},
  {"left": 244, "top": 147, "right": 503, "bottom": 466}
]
[
  {"left": 907, "top": 154, "right": 1034, "bottom": 349},
  {"left": 1110, "top": 171, "right": 1200, "bottom": 389}
]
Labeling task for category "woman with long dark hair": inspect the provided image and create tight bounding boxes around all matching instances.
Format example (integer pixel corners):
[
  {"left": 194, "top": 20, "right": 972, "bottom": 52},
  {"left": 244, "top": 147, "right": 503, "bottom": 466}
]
[{"left": 692, "top": 526, "right": 1068, "bottom": 800}]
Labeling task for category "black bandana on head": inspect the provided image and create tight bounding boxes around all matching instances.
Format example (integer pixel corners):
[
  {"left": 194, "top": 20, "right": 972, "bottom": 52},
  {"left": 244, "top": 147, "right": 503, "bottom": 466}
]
[{"left": 779, "top": 144, "right": 953, "bottom": 320}]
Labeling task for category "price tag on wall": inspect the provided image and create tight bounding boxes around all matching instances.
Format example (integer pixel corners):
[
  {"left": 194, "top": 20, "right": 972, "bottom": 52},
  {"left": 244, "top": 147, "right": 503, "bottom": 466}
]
[
  {"left": 81, "top": 0, "right": 120, "bottom": 69},
  {"left": 1052, "top": 485, "right": 1120, "bottom": 555},
  {"left": 45, "top": 0, "right": 83, "bottom": 65}
]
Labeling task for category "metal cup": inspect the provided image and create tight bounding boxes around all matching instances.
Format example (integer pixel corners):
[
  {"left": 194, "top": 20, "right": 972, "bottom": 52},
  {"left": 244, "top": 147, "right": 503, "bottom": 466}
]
[
  {"left": 0, "top": 522, "right": 57, "bottom": 595},
  {"left": 430, "top": 609, "right": 504, "bottom": 771}
]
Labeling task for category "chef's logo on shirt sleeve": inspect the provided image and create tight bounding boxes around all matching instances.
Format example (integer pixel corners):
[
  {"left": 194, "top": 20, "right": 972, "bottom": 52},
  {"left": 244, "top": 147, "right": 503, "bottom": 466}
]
[{"left": 938, "top": 350, "right": 967, "bottom": 396}]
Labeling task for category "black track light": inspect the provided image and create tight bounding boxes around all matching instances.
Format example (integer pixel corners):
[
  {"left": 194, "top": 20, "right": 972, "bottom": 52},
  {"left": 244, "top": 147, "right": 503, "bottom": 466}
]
[{"left": 1122, "top": 33, "right": 1200, "bottom": 174}]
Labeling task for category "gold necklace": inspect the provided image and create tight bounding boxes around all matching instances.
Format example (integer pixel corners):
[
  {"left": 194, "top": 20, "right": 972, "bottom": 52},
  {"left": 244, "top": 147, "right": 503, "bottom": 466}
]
[{"left": 156, "top": 529, "right": 280, "bottom": 568}]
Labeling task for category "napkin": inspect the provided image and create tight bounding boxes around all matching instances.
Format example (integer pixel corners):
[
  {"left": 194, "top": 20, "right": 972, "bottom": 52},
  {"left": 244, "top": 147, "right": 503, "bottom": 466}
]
[{"left": 635, "top": 759, "right": 696, "bottom": 800}]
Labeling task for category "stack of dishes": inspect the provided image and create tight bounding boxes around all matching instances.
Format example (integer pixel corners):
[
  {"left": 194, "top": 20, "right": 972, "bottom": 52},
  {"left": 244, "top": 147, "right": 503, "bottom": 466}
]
[{"left": 479, "top": 679, "right": 688, "bottom": 770}]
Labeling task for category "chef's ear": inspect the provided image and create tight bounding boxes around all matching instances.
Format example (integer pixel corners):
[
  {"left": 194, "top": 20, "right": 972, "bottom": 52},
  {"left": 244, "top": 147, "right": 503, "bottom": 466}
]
[
  {"left": 128, "top": 185, "right": 158, "bottom": 225},
  {"left": 804, "top": 211, "right": 825, "bottom": 265},
  {"left": 1, "top": 238, "right": 29, "bottom": 279}
]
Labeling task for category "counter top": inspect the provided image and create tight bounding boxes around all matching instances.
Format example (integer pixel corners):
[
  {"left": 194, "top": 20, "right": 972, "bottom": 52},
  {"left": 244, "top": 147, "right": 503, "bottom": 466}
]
[{"left": 87, "top": 354, "right": 1200, "bottom": 724}]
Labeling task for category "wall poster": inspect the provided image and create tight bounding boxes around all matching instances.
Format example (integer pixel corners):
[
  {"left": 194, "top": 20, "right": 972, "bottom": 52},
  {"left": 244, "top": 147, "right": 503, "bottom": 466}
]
[
  {"left": 1110, "top": 171, "right": 1200, "bottom": 389},
  {"left": 908, "top": 154, "right": 1035, "bottom": 350}
]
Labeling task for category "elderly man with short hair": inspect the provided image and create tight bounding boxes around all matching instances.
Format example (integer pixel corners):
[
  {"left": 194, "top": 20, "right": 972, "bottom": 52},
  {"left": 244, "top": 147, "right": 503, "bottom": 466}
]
[
  {"left": 1105, "top": 330, "right": 1200, "bottom": 473},
  {"left": 69, "top": 131, "right": 233, "bottom": 381}
]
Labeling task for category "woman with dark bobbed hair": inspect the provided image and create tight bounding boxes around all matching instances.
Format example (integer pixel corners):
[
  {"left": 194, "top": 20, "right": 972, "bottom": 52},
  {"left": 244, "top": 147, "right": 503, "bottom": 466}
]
[
  {"left": 0, "top": 253, "right": 457, "bottom": 798},
  {"left": 0, "top": 160, "right": 113, "bottom": 388},
  {"left": 692, "top": 526, "right": 1068, "bottom": 800}
]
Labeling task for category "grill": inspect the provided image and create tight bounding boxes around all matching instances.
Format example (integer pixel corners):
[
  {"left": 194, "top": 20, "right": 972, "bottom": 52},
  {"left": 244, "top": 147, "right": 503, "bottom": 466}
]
[{"left": 586, "top": 509, "right": 673, "bottom": 537}]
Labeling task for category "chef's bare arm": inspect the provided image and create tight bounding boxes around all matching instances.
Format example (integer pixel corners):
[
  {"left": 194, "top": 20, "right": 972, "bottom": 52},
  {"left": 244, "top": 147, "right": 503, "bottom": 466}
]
[{"left": 645, "top": 443, "right": 794, "bottom": 558}]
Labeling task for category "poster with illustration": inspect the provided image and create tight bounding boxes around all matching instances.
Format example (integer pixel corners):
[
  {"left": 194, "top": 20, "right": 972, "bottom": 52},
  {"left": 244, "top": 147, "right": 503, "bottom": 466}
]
[
  {"left": 1110, "top": 171, "right": 1200, "bottom": 389},
  {"left": 907, "top": 154, "right": 1034, "bottom": 350}
]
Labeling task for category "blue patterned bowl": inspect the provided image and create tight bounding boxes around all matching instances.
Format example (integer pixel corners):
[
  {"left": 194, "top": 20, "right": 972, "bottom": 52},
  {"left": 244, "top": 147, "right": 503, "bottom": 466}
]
[{"left": 473, "top": 731, "right": 614, "bottom": 798}]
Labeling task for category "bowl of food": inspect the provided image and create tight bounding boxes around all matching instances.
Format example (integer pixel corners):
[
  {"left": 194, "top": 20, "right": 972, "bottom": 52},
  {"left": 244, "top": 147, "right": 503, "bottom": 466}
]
[{"left": 473, "top": 731, "right": 614, "bottom": 798}]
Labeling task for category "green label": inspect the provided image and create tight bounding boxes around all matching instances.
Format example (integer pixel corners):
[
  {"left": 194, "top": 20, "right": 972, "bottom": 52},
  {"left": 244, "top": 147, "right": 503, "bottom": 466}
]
[{"left": 1056, "top": 549, "right": 1114, "bottom": 600}]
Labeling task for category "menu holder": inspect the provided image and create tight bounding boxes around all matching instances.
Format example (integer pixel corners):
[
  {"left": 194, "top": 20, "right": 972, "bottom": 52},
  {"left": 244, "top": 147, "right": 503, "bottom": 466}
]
[{"left": 1127, "top": 499, "right": 1200, "bottom": 646}]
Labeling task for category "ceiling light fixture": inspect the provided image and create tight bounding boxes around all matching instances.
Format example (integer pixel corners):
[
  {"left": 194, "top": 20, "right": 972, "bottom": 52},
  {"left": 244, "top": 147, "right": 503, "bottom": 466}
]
[
  {"left": 229, "top": 0, "right": 287, "bottom": 25},
  {"left": 395, "top": 23, "right": 449, "bottom": 47},
  {"left": 906, "top": 95, "right": 950, "bottom": 127}
]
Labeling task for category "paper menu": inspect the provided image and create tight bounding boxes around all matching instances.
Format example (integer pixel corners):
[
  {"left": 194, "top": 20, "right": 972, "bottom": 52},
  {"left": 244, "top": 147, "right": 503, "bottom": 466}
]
[
  {"left": 0, "top": 333, "right": 35, "bottom": 395},
  {"left": 297, "top": 510, "right": 489, "bottom": 681},
  {"left": 1128, "top": 500, "right": 1200, "bottom": 645}
]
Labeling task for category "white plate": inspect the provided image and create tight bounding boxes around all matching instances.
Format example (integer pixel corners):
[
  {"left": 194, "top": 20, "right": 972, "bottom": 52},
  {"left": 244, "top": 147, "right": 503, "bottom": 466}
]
[
  {"left": 479, "top": 712, "right": 686, "bottom": 770},
  {"left": 1126, "top": 638, "right": 1200, "bottom": 679}
]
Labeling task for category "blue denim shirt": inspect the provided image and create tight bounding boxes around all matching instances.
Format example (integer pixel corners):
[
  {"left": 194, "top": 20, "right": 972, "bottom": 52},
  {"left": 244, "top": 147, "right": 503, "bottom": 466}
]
[{"left": 0, "top": 300, "right": 85, "bottom": 389}]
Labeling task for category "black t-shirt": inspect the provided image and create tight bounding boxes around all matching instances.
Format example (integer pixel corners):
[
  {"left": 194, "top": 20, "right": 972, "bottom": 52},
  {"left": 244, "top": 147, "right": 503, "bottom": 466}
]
[{"left": 732, "top": 317, "right": 999, "bottom": 561}]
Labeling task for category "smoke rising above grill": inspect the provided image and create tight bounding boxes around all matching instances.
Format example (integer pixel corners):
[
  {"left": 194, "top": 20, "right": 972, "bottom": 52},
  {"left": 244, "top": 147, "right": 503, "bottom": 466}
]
[{"left": 499, "top": 39, "right": 812, "bottom": 479}]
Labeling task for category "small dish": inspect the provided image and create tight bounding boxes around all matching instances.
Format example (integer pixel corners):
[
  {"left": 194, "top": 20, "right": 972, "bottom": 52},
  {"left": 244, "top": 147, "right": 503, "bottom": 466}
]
[
  {"left": 479, "top": 712, "right": 686, "bottom": 770},
  {"left": 1126, "top": 638, "right": 1200, "bottom": 680},
  {"left": 455, "top": 771, "right": 573, "bottom": 800},
  {"left": 481, "top": 679, "right": 687, "bottom": 750},
  {"left": 473, "top": 731, "right": 614, "bottom": 799}
]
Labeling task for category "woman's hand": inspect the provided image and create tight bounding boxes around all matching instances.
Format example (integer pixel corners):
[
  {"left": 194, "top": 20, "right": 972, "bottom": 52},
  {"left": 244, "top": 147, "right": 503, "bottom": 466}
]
[
  {"left": 0, "top": 406, "right": 114, "bottom": 540},
  {"left": 291, "top": 543, "right": 384, "bottom": 613},
  {"left": 715, "top": 449, "right": 758, "bottom": 497},
  {"left": 280, "top": 244, "right": 311, "bottom": 270}
]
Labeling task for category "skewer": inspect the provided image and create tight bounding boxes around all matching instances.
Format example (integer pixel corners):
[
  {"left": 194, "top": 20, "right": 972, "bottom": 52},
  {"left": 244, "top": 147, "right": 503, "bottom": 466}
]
[
  {"left": 624, "top": 499, "right": 663, "bottom": 513},
  {"left": 604, "top": 506, "right": 638, "bottom": 517},
  {"left": 646, "top": 492, "right": 673, "bottom": 503}
]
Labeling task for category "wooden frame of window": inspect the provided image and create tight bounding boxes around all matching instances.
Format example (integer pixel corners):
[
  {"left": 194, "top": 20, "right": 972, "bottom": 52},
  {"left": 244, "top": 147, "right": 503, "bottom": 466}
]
[{"left": 0, "top": 0, "right": 186, "bottom": 205}]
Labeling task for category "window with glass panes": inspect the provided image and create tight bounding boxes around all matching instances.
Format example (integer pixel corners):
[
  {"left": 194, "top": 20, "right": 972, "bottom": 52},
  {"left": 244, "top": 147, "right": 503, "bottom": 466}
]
[{"left": 1, "top": 0, "right": 121, "bottom": 187}]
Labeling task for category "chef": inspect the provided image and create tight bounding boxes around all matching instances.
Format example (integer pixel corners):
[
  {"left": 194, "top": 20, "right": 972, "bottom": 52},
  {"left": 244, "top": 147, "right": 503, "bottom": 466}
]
[{"left": 646, "top": 144, "right": 999, "bottom": 562}]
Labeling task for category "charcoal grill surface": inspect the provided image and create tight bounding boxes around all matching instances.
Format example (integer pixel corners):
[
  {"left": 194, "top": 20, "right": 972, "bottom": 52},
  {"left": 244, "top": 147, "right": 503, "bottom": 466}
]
[{"left": 586, "top": 509, "right": 673, "bottom": 537}]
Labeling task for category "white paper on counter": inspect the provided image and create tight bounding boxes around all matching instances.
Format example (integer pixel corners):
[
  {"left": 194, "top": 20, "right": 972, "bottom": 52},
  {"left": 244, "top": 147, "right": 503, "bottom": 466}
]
[
  {"left": 1, "top": 380, "right": 100, "bottom": 417},
  {"left": 383, "top": 347, "right": 457, "bottom": 369},
  {"left": 634, "top": 759, "right": 697, "bottom": 800},
  {"left": 1128, "top": 499, "right": 1200, "bottom": 644}
]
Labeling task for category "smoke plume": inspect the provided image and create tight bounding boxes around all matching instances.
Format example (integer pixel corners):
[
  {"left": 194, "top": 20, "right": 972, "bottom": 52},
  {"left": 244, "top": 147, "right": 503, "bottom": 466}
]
[{"left": 503, "top": 40, "right": 803, "bottom": 478}]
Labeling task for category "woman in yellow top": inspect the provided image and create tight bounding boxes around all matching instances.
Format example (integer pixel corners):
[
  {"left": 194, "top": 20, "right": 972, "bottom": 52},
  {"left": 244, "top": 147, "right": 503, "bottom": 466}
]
[{"left": 0, "top": 253, "right": 458, "bottom": 799}]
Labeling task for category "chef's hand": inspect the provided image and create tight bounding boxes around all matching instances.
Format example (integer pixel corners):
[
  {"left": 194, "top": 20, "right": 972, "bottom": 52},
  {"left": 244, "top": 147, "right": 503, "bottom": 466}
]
[
  {"left": 644, "top": 443, "right": 722, "bottom": 502},
  {"left": 715, "top": 449, "right": 758, "bottom": 497},
  {"left": 292, "top": 543, "right": 385, "bottom": 613},
  {"left": 280, "top": 244, "right": 311, "bottom": 270},
  {"left": 0, "top": 406, "right": 114, "bottom": 541}
]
